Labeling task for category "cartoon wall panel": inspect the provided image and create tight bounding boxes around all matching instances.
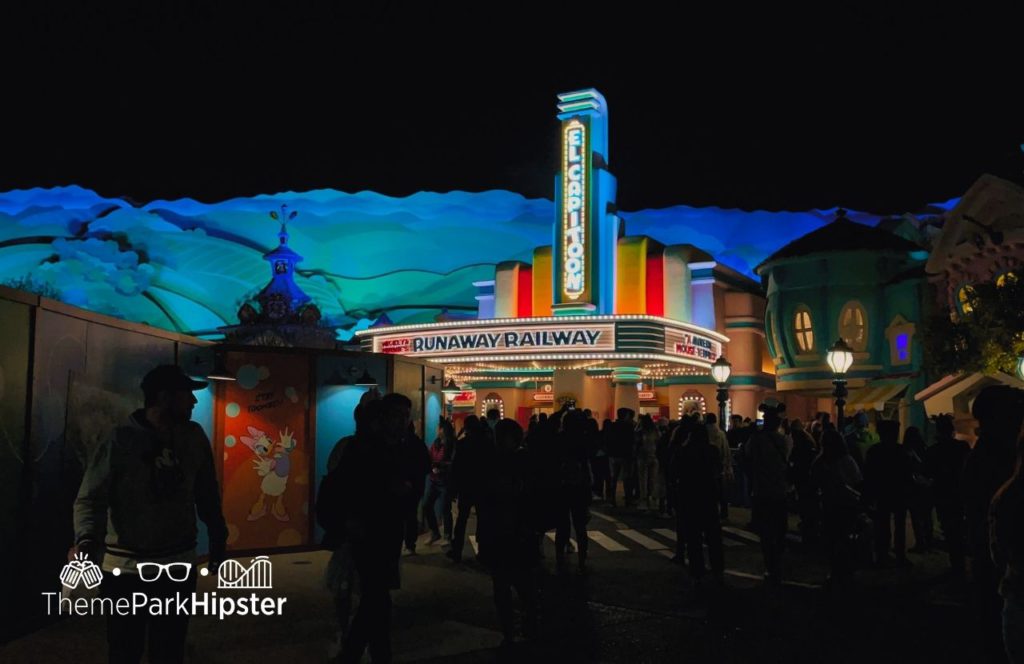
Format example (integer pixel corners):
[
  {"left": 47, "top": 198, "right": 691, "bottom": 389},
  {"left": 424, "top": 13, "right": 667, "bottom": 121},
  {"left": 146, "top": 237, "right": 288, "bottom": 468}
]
[{"left": 217, "top": 351, "right": 311, "bottom": 551}]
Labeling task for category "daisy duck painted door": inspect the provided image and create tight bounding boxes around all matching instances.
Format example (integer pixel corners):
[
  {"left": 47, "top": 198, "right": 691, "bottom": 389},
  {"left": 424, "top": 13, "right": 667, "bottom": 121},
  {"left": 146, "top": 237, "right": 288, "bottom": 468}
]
[{"left": 214, "top": 351, "right": 312, "bottom": 551}]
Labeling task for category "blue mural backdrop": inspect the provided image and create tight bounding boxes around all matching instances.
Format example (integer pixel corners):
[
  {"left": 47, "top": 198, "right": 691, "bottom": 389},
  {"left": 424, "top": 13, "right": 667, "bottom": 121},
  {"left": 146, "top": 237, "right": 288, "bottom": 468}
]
[{"left": 0, "top": 186, "right": 959, "bottom": 337}]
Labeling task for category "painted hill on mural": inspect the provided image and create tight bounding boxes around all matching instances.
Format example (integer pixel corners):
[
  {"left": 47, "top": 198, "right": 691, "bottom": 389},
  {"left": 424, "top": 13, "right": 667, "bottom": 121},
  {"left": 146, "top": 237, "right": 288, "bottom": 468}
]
[{"left": 0, "top": 186, "right": 958, "bottom": 338}]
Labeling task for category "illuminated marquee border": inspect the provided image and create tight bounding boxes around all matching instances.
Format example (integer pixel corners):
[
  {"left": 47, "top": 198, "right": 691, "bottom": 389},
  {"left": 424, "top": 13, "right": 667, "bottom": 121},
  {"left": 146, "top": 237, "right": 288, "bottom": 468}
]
[
  {"left": 562, "top": 118, "right": 588, "bottom": 301},
  {"left": 356, "top": 314, "right": 729, "bottom": 343}
]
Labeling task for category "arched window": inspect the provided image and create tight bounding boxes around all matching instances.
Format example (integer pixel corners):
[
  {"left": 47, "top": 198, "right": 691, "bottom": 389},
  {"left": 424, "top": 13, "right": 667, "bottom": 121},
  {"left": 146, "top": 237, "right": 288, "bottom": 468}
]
[
  {"left": 677, "top": 392, "right": 707, "bottom": 419},
  {"left": 838, "top": 301, "right": 868, "bottom": 351},
  {"left": 996, "top": 271, "right": 1018, "bottom": 288},
  {"left": 957, "top": 285, "right": 977, "bottom": 315},
  {"left": 480, "top": 393, "right": 504, "bottom": 419},
  {"left": 793, "top": 306, "right": 815, "bottom": 353}
]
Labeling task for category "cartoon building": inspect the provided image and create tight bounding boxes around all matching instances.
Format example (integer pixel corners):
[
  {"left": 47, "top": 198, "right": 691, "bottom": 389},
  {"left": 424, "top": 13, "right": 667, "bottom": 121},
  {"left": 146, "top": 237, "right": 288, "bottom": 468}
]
[
  {"left": 755, "top": 209, "right": 932, "bottom": 430},
  {"left": 358, "top": 90, "right": 777, "bottom": 424}
]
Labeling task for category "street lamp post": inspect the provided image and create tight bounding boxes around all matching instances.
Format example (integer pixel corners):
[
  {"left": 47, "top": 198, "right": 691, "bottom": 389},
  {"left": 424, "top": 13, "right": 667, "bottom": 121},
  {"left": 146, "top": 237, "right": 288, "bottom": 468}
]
[
  {"left": 826, "top": 338, "right": 854, "bottom": 431},
  {"left": 711, "top": 355, "right": 732, "bottom": 432}
]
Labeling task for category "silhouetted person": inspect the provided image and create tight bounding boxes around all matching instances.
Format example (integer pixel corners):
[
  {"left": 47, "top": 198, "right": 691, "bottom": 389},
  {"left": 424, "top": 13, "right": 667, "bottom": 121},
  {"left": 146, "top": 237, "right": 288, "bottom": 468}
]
[
  {"left": 74, "top": 365, "right": 227, "bottom": 664},
  {"left": 811, "top": 428, "right": 863, "bottom": 593},
  {"left": 674, "top": 423, "right": 725, "bottom": 582},
  {"left": 789, "top": 419, "right": 819, "bottom": 545},
  {"left": 903, "top": 426, "right": 934, "bottom": 553},
  {"left": 845, "top": 411, "right": 878, "bottom": 469},
  {"left": 924, "top": 414, "right": 969, "bottom": 576},
  {"left": 485, "top": 407, "right": 501, "bottom": 433},
  {"left": 336, "top": 393, "right": 415, "bottom": 664},
  {"left": 706, "top": 413, "right": 733, "bottom": 521},
  {"left": 666, "top": 418, "right": 694, "bottom": 565},
  {"left": 424, "top": 419, "right": 455, "bottom": 544},
  {"left": 400, "top": 421, "right": 430, "bottom": 555},
  {"left": 477, "top": 419, "right": 540, "bottom": 646},
  {"left": 554, "top": 409, "right": 592, "bottom": 573},
  {"left": 963, "top": 386, "right": 1024, "bottom": 663},
  {"left": 637, "top": 414, "right": 660, "bottom": 511},
  {"left": 989, "top": 426, "right": 1024, "bottom": 663},
  {"left": 447, "top": 416, "right": 494, "bottom": 563},
  {"left": 593, "top": 418, "right": 614, "bottom": 501},
  {"left": 863, "top": 419, "right": 912, "bottom": 566},
  {"left": 321, "top": 389, "right": 382, "bottom": 658},
  {"left": 746, "top": 400, "right": 790, "bottom": 586},
  {"left": 608, "top": 408, "right": 637, "bottom": 507}
]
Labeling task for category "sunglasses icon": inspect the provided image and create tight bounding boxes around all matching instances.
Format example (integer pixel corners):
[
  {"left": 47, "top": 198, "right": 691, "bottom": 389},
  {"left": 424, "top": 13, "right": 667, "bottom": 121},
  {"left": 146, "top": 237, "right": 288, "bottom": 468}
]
[{"left": 137, "top": 562, "right": 193, "bottom": 583}]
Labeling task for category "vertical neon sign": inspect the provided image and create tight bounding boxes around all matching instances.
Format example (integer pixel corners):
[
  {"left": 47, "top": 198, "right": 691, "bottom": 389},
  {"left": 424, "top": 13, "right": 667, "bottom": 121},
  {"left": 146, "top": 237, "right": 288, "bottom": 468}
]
[{"left": 562, "top": 119, "right": 588, "bottom": 300}]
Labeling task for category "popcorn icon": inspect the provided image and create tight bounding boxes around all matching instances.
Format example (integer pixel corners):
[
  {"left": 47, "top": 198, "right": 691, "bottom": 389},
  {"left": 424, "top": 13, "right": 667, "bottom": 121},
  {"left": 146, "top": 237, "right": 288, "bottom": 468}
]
[{"left": 61, "top": 552, "right": 104, "bottom": 590}]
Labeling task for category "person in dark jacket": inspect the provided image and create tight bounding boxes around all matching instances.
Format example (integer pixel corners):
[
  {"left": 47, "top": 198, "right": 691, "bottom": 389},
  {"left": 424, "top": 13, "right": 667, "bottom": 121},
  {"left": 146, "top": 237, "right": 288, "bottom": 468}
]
[
  {"left": 903, "top": 426, "right": 934, "bottom": 553},
  {"left": 989, "top": 426, "right": 1024, "bottom": 663},
  {"left": 73, "top": 365, "right": 227, "bottom": 664},
  {"left": 863, "top": 419, "right": 913, "bottom": 566},
  {"left": 447, "top": 416, "right": 495, "bottom": 563},
  {"left": 336, "top": 393, "right": 416, "bottom": 664},
  {"left": 400, "top": 422, "right": 431, "bottom": 555},
  {"left": 478, "top": 419, "right": 541, "bottom": 645},
  {"left": 789, "top": 419, "right": 820, "bottom": 546},
  {"left": 746, "top": 401, "right": 791, "bottom": 586},
  {"left": 554, "top": 409, "right": 592, "bottom": 574},
  {"left": 962, "top": 386, "right": 1024, "bottom": 663},
  {"left": 608, "top": 408, "right": 637, "bottom": 507},
  {"left": 672, "top": 423, "right": 725, "bottom": 582},
  {"left": 811, "top": 428, "right": 863, "bottom": 592},
  {"left": 666, "top": 419, "right": 691, "bottom": 565},
  {"left": 923, "top": 414, "right": 969, "bottom": 576}
]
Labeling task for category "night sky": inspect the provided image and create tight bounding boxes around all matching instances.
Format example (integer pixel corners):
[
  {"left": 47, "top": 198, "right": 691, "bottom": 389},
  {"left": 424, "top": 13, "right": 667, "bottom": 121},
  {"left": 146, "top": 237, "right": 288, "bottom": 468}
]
[{"left": 2, "top": 5, "right": 1021, "bottom": 214}]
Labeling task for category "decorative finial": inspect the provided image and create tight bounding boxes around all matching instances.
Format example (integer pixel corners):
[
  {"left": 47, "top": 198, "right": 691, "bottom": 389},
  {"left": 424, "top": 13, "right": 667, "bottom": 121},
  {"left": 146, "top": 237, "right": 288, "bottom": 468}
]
[{"left": 269, "top": 204, "right": 298, "bottom": 245}]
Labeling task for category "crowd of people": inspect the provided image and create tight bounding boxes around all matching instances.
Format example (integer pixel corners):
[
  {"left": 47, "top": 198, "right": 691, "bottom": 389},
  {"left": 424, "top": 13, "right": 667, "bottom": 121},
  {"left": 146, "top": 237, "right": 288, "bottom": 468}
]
[
  {"left": 317, "top": 386, "right": 1024, "bottom": 663},
  {"left": 67, "top": 363, "right": 1024, "bottom": 663}
]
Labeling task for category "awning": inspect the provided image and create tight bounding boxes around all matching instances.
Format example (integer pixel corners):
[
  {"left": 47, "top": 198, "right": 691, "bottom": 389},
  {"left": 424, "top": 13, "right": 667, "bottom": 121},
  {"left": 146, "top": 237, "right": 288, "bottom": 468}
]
[{"left": 846, "top": 382, "right": 909, "bottom": 412}]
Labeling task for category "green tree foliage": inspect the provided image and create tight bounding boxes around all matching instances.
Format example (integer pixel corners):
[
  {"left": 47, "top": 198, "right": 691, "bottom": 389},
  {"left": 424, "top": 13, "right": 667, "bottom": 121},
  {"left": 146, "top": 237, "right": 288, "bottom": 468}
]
[{"left": 923, "top": 273, "right": 1024, "bottom": 376}]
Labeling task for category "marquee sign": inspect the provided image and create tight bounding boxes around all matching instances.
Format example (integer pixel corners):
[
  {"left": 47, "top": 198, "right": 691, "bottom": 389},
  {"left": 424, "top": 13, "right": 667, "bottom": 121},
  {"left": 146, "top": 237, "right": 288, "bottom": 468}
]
[
  {"left": 373, "top": 323, "right": 616, "bottom": 358},
  {"left": 665, "top": 327, "right": 722, "bottom": 362},
  {"left": 561, "top": 118, "right": 589, "bottom": 301}
]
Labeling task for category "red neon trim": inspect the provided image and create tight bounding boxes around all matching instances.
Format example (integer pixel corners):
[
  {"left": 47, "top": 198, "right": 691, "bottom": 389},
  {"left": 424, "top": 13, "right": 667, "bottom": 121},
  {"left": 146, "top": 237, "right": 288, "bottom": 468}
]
[
  {"left": 646, "top": 251, "right": 664, "bottom": 317},
  {"left": 518, "top": 265, "right": 533, "bottom": 317}
]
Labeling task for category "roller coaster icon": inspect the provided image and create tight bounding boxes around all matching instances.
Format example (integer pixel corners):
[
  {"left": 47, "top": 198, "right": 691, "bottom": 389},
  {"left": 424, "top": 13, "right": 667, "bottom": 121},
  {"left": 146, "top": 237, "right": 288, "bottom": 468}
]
[{"left": 216, "top": 556, "right": 273, "bottom": 590}]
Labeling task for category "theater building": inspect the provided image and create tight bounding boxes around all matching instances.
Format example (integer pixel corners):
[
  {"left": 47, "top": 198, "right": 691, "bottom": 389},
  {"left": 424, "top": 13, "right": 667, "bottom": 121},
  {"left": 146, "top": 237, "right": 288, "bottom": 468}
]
[{"left": 358, "top": 90, "right": 777, "bottom": 426}]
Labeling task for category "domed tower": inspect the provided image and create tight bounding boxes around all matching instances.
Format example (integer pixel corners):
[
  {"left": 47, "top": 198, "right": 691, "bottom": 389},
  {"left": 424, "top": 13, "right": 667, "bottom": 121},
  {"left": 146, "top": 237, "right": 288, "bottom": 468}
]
[{"left": 222, "top": 205, "right": 336, "bottom": 348}]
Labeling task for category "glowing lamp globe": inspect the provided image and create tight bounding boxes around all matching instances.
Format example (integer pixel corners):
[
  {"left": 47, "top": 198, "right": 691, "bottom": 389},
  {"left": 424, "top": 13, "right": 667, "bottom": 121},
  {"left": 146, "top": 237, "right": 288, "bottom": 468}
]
[
  {"left": 711, "top": 356, "right": 732, "bottom": 385},
  {"left": 827, "top": 339, "right": 855, "bottom": 376}
]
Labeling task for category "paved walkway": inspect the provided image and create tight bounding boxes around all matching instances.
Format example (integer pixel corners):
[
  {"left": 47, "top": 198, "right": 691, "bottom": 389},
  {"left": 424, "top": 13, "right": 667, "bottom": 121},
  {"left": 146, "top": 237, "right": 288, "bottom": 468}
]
[{"left": 2, "top": 506, "right": 992, "bottom": 663}]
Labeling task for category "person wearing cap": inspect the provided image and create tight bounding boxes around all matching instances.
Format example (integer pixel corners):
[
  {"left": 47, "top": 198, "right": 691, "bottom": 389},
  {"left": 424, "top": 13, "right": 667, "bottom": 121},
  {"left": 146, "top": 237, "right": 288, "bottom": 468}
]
[
  {"left": 73, "top": 364, "right": 228, "bottom": 664},
  {"left": 962, "top": 385, "right": 1024, "bottom": 662}
]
